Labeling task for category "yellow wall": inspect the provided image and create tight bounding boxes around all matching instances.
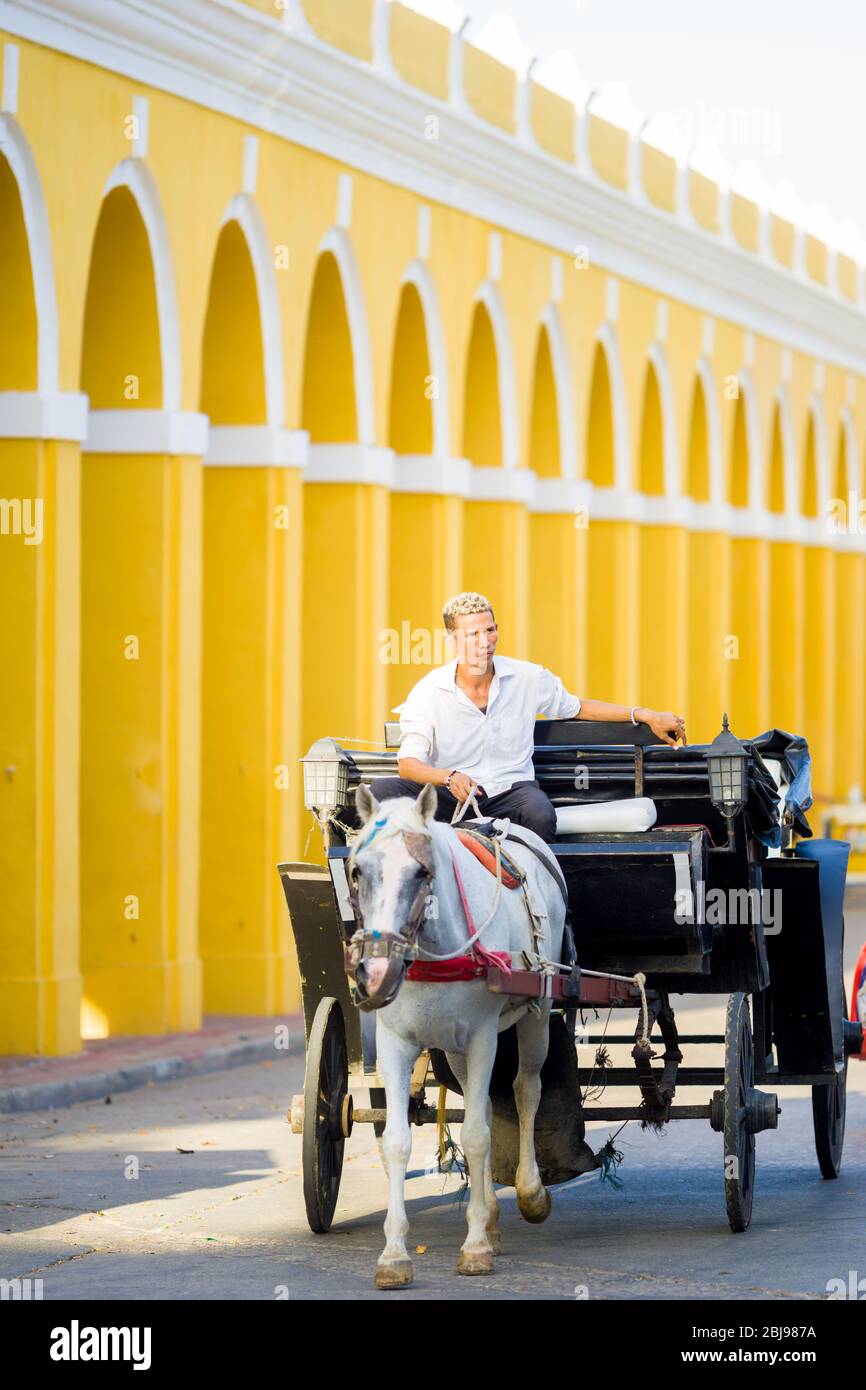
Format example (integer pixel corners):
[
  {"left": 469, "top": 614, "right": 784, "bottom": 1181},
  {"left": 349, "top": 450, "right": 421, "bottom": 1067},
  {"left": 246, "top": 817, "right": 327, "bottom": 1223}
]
[{"left": 1, "top": 11, "right": 865, "bottom": 1056}]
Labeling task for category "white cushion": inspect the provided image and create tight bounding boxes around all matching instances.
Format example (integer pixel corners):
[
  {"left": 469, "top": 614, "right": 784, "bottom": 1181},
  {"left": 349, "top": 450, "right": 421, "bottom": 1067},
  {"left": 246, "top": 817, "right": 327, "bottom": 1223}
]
[{"left": 555, "top": 797, "right": 657, "bottom": 834}]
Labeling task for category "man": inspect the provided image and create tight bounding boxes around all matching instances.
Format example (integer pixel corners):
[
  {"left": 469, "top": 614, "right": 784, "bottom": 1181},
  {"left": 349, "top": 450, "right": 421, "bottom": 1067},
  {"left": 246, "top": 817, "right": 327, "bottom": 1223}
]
[{"left": 370, "top": 591, "right": 687, "bottom": 844}]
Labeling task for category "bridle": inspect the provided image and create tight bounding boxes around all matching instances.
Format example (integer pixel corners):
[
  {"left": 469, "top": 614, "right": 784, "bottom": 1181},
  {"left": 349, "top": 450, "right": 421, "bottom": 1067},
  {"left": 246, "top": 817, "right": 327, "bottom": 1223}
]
[{"left": 343, "top": 819, "right": 436, "bottom": 1011}]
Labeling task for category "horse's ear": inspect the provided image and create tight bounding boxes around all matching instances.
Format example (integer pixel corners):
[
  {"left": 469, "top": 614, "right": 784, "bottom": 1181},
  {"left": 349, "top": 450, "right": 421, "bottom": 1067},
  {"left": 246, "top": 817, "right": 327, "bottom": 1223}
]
[
  {"left": 356, "top": 784, "right": 378, "bottom": 822},
  {"left": 416, "top": 782, "right": 438, "bottom": 822}
]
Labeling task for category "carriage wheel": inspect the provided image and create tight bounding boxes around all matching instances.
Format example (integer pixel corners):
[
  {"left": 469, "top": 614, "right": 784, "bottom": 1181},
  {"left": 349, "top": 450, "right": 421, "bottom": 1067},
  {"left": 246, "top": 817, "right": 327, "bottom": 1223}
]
[
  {"left": 302, "top": 997, "right": 349, "bottom": 1233},
  {"left": 812, "top": 934, "right": 848, "bottom": 1178},
  {"left": 722, "top": 992, "right": 756, "bottom": 1233}
]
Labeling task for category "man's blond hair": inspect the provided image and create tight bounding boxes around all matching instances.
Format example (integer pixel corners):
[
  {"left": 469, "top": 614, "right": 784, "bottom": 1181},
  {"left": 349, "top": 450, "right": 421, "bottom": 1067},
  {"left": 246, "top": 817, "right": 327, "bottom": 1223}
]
[{"left": 442, "top": 591, "right": 496, "bottom": 633}]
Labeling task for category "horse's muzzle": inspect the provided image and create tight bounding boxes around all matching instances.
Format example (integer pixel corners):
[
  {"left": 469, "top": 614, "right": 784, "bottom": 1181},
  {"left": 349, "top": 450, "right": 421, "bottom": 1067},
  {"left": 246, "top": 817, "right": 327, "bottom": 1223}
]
[{"left": 344, "top": 930, "right": 414, "bottom": 1011}]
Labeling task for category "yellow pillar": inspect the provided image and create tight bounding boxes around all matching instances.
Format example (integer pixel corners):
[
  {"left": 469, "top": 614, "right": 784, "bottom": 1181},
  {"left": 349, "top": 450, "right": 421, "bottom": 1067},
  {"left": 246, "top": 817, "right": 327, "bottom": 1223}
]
[
  {"left": 0, "top": 395, "right": 86, "bottom": 1054},
  {"left": 832, "top": 546, "right": 866, "bottom": 799},
  {"left": 767, "top": 534, "right": 804, "bottom": 736},
  {"left": 199, "top": 427, "right": 305, "bottom": 1014},
  {"left": 584, "top": 511, "right": 640, "bottom": 704},
  {"left": 386, "top": 458, "right": 465, "bottom": 714},
  {"left": 685, "top": 527, "right": 731, "bottom": 744},
  {"left": 637, "top": 518, "right": 688, "bottom": 716},
  {"left": 727, "top": 534, "right": 770, "bottom": 736},
  {"left": 79, "top": 410, "right": 204, "bottom": 1037},
  {"left": 300, "top": 445, "right": 392, "bottom": 857},
  {"left": 802, "top": 539, "right": 836, "bottom": 798},
  {"left": 528, "top": 483, "right": 586, "bottom": 693},
  {"left": 462, "top": 483, "right": 531, "bottom": 657}
]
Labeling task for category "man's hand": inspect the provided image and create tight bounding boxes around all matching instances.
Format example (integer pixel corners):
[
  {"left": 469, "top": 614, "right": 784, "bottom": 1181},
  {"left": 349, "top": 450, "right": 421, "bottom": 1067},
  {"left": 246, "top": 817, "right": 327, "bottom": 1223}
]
[
  {"left": 641, "top": 709, "right": 687, "bottom": 747},
  {"left": 446, "top": 771, "right": 482, "bottom": 803}
]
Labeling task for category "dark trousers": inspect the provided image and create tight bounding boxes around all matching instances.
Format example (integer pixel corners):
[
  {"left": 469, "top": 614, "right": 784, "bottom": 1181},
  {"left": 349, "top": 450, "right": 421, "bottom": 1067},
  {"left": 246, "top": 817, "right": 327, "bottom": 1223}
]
[{"left": 368, "top": 775, "right": 558, "bottom": 843}]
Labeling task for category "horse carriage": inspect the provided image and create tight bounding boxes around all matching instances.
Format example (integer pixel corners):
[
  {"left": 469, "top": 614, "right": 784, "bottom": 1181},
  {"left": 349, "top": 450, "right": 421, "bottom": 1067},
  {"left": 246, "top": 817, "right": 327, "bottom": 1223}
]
[{"left": 278, "top": 714, "right": 863, "bottom": 1279}]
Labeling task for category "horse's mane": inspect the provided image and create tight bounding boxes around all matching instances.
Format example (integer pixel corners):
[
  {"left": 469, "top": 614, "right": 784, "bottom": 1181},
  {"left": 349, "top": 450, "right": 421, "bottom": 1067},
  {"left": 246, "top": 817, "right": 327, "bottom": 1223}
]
[{"left": 348, "top": 795, "right": 451, "bottom": 865}]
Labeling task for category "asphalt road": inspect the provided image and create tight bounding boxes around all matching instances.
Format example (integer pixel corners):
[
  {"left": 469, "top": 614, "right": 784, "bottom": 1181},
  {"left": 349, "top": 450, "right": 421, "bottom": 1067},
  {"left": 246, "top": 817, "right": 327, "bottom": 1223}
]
[{"left": 2, "top": 995, "right": 864, "bottom": 1302}]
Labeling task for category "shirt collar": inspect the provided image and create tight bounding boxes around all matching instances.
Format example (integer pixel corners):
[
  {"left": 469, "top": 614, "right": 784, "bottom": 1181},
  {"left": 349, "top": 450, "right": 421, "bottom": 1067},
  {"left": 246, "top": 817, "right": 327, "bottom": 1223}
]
[{"left": 429, "top": 654, "right": 515, "bottom": 689}]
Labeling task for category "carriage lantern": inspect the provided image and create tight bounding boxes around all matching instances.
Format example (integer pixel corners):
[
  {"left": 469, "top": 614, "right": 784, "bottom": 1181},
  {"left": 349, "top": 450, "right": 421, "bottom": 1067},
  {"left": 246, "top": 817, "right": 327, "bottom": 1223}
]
[
  {"left": 301, "top": 737, "right": 351, "bottom": 814},
  {"left": 707, "top": 713, "right": 749, "bottom": 849}
]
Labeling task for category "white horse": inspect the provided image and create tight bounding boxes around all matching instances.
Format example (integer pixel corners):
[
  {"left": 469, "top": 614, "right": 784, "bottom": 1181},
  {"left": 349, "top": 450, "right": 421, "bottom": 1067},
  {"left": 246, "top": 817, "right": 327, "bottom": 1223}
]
[{"left": 348, "top": 781, "right": 567, "bottom": 1289}]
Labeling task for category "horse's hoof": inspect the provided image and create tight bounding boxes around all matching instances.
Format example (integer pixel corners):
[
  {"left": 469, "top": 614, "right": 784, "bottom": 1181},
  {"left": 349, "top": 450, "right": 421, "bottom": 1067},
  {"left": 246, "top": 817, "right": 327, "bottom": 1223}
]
[
  {"left": 487, "top": 1228, "right": 502, "bottom": 1255},
  {"left": 374, "top": 1260, "right": 413, "bottom": 1289},
  {"left": 457, "top": 1249, "right": 494, "bottom": 1276},
  {"left": 518, "top": 1187, "right": 552, "bottom": 1224}
]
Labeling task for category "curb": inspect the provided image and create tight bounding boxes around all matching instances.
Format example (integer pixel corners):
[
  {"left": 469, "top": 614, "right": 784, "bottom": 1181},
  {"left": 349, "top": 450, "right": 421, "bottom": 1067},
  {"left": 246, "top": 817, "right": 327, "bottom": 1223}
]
[{"left": 0, "top": 1033, "right": 304, "bottom": 1116}]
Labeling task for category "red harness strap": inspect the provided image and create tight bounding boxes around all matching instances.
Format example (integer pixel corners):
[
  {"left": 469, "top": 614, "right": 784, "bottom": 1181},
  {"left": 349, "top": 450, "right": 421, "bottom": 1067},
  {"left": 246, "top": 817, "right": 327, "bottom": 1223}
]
[{"left": 405, "top": 844, "right": 513, "bottom": 983}]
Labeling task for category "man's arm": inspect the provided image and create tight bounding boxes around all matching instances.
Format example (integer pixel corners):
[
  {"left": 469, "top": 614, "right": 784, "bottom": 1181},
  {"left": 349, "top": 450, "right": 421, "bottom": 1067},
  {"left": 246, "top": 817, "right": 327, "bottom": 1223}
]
[{"left": 576, "top": 698, "right": 687, "bottom": 747}]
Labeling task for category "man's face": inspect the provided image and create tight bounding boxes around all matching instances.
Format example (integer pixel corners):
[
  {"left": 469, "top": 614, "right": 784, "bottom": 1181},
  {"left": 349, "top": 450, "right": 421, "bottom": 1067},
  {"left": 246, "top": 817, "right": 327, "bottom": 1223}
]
[{"left": 450, "top": 611, "right": 498, "bottom": 675}]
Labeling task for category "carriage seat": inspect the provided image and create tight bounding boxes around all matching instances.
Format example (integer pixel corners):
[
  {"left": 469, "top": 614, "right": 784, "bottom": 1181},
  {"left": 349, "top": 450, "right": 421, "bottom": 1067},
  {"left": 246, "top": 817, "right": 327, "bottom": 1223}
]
[{"left": 554, "top": 797, "right": 657, "bottom": 835}]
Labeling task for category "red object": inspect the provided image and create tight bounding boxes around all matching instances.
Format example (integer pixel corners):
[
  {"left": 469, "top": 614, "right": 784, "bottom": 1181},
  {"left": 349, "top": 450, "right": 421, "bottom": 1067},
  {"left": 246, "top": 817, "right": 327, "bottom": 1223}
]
[
  {"left": 851, "top": 941, "right": 866, "bottom": 1061},
  {"left": 455, "top": 830, "right": 522, "bottom": 889},
  {"left": 407, "top": 952, "right": 512, "bottom": 982},
  {"left": 407, "top": 846, "right": 514, "bottom": 982}
]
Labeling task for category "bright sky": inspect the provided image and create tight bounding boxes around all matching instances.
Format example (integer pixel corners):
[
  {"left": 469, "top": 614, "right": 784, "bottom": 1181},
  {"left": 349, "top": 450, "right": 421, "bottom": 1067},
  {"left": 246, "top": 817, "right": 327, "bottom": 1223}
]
[{"left": 454, "top": 0, "right": 865, "bottom": 245}]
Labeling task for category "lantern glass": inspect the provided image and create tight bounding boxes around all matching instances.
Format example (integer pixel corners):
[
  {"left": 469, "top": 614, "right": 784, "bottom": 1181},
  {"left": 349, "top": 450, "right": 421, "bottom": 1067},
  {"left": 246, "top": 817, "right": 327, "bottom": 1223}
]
[
  {"left": 709, "top": 754, "right": 746, "bottom": 805},
  {"left": 301, "top": 742, "right": 349, "bottom": 811}
]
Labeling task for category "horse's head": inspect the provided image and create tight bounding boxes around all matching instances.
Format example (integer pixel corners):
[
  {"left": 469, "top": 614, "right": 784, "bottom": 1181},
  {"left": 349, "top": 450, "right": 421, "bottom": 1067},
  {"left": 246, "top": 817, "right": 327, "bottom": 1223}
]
[{"left": 344, "top": 782, "right": 438, "bottom": 1011}]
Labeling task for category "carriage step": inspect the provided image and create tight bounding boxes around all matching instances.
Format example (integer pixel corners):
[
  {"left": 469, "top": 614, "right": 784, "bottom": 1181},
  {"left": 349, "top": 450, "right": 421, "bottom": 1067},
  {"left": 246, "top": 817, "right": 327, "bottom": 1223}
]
[
  {"left": 577, "top": 1034, "right": 725, "bottom": 1044},
  {"left": 577, "top": 1066, "right": 725, "bottom": 1085}
]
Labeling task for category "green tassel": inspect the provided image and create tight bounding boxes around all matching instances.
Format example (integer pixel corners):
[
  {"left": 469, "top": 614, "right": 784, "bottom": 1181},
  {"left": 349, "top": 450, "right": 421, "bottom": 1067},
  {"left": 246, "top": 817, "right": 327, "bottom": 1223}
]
[{"left": 598, "top": 1136, "right": 625, "bottom": 1188}]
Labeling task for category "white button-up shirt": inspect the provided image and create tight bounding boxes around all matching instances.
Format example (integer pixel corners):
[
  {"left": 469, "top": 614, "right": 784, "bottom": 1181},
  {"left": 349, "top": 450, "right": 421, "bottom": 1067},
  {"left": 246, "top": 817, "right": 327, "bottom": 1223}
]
[{"left": 394, "top": 654, "right": 581, "bottom": 799}]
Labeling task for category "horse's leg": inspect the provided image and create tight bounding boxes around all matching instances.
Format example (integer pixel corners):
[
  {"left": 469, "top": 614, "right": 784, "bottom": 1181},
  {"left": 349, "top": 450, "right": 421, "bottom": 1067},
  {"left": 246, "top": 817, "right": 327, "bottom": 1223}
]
[
  {"left": 375, "top": 1023, "right": 420, "bottom": 1289},
  {"left": 446, "top": 1052, "right": 501, "bottom": 1255},
  {"left": 513, "top": 1004, "right": 553, "bottom": 1223},
  {"left": 453, "top": 1025, "right": 499, "bottom": 1275}
]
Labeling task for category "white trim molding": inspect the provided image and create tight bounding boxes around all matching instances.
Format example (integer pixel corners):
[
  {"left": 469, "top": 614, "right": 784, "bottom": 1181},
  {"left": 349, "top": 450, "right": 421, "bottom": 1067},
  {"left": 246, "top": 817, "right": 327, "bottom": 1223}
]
[
  {"left": 468, "top": 464, "right": 535, "bottom": 505},
  {"left": 399, "top": 258, "right": 451, "bottom": 460},
  {"left": 102, "top": 157, "right": 182, "bottom": 413},
  {"left": 83, "top": 408, "right": 209, "bottom": 454},
  {"left": 316, "top": 227, "right": 375, "bottom": 447},
  {"left": 646, "top": 340, "right": 678, "bottom": 497},
  {"left": 594, "top": 321, "right": 631, "bottom": 493},
  {"left": 205, "top": 425, "right": 308, "bottom": 467},
  {"left": 0, "top": 390, "right": 88, "bottom": 440},
  {"left": 474, "top": 280, "right": 519, "bottom": 470},
  {"left": 219, "top": 193, "right": 285, "bottom": 430},
  {"left": 389, "top": 454, "right": 471, "bottom": 496},
  {"left": 4, "top": 0, "right": 866, "bottom": 376},
  {"left": 0, "top": 114, "right": 60, "bottom": 394},
  {"left": 539, "top": 301, "right": 577, "bottom": 482},
  {"left": 304, "top": 442, "right": 394, "bottom": 487}
]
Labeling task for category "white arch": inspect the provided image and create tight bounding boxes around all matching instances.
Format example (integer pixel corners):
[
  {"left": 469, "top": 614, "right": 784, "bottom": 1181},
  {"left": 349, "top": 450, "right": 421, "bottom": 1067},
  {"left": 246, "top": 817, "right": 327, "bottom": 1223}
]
[
  {"left": 315, "top": 226, "right": 375, "bottom": 446},
  {"left": 593, "top": 321, "right": 630, "bottom": 492},
  {"left": 732, "top": 365, "right": 761, "bottom": 511},
  {"left": 803, "top": 391, "right": 829, "bottom": 514},
  {"left": 0, "top": 114, "right": 59, "bottom": 394},
  {"left": 474, "top": 280, "right": 519, "bottom": 470},
  {"left": 693, "top": 357, "right": 723, "bottom": 504},
  {"left": 836, "top": 406, "right": 858, "bottom": 498},
  {"left": 218, "top": 193, "right": 285, "bottom": 428},
  {"left": 101, "top": 158, "right": 182, "bottom": 413},
  {"left": 399, "top": 258, "right": 451, "bottom": 460},
  {"left": 770, "top": 383, "right": 796, "bottom": 516},
  {"left": 645, "top": 341, "right": 679, "bottom": 497},
  {"left": 539, "top": 302, "right": 577, "bottom": 480}
]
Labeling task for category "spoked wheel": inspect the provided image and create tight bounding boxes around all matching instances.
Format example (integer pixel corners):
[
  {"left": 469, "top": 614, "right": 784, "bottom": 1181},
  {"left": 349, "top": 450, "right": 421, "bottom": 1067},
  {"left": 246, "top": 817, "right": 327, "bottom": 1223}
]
[
  {"left": 812, "top": 933, "right": 848, "bottom": 1178},
  {"left": 302, "top": 997, "right": 350, "bottom": 1233},
  {"left": 722, "top": 992, "right": 756, "bottom": 1232}
]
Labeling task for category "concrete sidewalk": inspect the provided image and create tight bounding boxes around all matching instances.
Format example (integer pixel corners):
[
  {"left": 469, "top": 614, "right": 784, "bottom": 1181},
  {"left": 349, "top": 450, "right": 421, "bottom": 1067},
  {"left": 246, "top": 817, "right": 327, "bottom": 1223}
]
[{"left": 0, "top": 1014, "right": 304, "bottom": 1115}]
